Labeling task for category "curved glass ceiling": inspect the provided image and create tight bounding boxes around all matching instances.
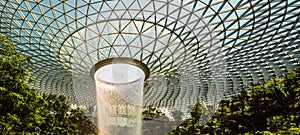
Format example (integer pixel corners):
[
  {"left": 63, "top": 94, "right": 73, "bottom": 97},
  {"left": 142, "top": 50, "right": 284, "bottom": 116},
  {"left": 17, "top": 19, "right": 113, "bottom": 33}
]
[{"left": 0, "top": 0, "right": 299, "bottom": 112}]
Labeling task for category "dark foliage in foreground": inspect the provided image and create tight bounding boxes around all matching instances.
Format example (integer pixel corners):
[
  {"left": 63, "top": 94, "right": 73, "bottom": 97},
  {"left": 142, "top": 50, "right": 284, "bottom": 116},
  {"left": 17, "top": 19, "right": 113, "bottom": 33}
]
[{"left": 0, "top": 35, "right": 97, "bottom": 134}]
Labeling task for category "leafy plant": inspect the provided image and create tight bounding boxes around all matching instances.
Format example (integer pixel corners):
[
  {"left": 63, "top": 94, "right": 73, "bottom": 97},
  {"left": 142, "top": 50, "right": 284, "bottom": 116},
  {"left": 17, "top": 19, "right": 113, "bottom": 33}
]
[
  {"left": 167, "top": 66, "right": 300, "bottom": 134},
  {"left": 0, "top": 35, "right": 97, "bottom": 134}
]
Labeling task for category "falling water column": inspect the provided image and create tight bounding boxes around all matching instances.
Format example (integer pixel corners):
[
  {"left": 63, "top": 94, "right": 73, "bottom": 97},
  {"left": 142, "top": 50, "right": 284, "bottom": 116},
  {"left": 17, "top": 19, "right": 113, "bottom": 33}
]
[{"left": 93, "top": 58, "right": 149, "bottom": 135}]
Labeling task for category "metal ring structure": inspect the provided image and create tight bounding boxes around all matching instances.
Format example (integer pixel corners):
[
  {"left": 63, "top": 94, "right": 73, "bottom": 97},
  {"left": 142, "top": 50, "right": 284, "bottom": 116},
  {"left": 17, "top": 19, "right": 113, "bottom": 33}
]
[{"left": 91, "top": 57, "right": 150, "bottom": 81}]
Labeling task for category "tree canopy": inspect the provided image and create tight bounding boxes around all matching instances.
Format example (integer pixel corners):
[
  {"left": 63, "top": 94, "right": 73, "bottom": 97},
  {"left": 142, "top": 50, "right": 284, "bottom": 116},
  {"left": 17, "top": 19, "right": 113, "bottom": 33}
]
[
  {"left": 0, "top": 35, "right": 97, "bottom": 134},
  {"left": 167, "top": 67, "right": 300, "bottom": 135}
]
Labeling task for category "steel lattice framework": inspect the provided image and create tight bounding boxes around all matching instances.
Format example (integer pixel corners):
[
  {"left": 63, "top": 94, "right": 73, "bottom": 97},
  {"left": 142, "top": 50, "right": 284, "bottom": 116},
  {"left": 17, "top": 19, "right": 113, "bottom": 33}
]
[{"left": 0, "top": 0, "right": 299, "bottom": 111}]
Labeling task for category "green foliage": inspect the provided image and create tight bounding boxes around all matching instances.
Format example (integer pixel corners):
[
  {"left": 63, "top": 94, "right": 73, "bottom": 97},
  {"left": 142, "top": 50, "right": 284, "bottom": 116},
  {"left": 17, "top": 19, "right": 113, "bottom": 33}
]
[
  {"left": 168, "top": 101, "right": 203, "bottom": 135},
  {"left": 0, "top": 35, "right": 97, "bottom": 134},
  {"left": 167, "top": 67, "right": 300, "bottom": 134},
  {"left": 1, "top": 35, "right": 47, "bottom": 134},
  {"left": 40, "top": 94, "right": 97, "bottom": 135},
  {"left": 256, "top": 126, "right": 300, "bottom": 135},
  {"left": 143, "top": 106, "right": 164, "bottom": 120}
]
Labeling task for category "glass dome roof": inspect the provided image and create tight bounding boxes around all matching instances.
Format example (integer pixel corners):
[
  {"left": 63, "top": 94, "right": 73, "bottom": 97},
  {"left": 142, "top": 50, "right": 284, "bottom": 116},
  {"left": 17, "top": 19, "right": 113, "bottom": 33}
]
[{"left": 0, "top": 0, "right": 299, "bottom": 114}]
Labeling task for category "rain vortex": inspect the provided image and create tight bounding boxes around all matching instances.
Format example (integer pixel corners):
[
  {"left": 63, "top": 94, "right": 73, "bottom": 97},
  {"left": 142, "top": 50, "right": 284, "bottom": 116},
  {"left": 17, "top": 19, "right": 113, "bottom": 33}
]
[{"left": 94, "top": 64, "right": 145, "bottom": 135}]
